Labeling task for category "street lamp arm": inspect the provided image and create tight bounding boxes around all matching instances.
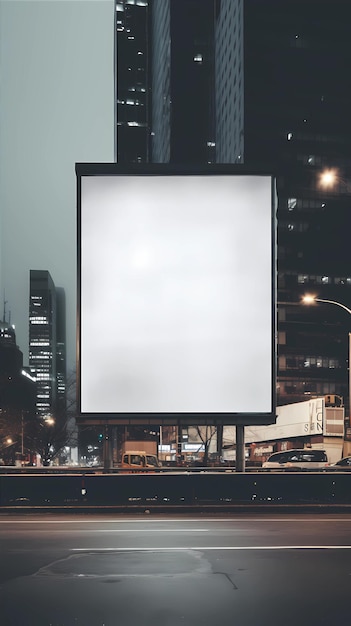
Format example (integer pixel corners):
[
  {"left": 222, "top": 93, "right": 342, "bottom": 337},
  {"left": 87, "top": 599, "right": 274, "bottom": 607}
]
[
  {"left": 314, "top": 298, "right": 351, "bottom": 316},
  {"left": 302, "top": 294, "right": 351, "bottom": 417}
]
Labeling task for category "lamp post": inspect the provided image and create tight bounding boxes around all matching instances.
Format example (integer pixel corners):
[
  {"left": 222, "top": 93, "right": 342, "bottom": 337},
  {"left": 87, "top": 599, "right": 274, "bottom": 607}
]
[
  {"left": 21, "top": 411, "right": 24, "bottom": 456},
  {"left": 302, "top": 295, "right": 351, "bottom": 418},
  {"left": 318, "top": 168, "right": 351, "bottom": 192}
]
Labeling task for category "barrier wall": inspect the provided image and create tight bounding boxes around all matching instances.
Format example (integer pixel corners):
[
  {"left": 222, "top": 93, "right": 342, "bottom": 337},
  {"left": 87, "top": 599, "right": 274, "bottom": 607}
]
[{"left": 1, "top": 472, "right": 351, "bottom": 508}]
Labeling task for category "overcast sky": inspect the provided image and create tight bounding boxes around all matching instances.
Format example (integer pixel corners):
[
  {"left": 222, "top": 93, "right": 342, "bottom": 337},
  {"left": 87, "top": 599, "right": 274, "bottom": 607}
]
[{"left": 0, "top": 0, "right": 115, "bottom": 371}]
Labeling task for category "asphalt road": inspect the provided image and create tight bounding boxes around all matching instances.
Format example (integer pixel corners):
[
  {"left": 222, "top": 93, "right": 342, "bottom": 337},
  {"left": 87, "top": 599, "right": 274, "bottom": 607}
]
[{"left": 0, "top": 512, "right": 351, "bottom": 626}]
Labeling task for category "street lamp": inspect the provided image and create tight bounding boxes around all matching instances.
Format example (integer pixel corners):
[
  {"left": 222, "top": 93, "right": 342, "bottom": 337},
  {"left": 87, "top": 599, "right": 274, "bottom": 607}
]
[
  {"left": 302, "top": 294, "right": 351, "bottom": 316},
  {"left": 317, "top": 168, "right": 351, "bottom": 192},
  {"left": 302, "top": 294, "right": 351, "bottom": 417}
]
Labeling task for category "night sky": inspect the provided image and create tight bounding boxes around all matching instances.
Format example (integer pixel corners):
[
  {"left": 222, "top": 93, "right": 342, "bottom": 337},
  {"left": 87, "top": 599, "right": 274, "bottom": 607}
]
[{"left": 0, "top": 0, "right": 115, "bottom": 371}]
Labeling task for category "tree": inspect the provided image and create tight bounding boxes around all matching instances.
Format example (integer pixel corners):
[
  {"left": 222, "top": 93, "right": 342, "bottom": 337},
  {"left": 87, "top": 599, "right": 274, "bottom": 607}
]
[
  {"left": 192, "top": 425, "right": 217, "bottom": 466},
  {"left": 0, "top": 367, "right": 79, "bottom": 466}
]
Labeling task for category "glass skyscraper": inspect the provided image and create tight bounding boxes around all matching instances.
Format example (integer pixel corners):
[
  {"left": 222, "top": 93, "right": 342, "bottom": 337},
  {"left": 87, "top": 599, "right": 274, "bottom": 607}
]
[
  {"left": 115, "top": 0, "right": 351, "bottom": 420},
  {"left": 29, "top": 270, "right": 66, "bottom": 420}
]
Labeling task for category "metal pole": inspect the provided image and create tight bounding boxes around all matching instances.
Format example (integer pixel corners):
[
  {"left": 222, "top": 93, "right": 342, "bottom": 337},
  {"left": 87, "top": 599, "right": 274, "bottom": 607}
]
[
  {"left": 177, "top": 424, "right": 182, "bottom": 465},
  {"left": 159, "top": 426, "right": 162, "bottom": 461},
  {"left": 304, "top": 296, "right": 351, "bottom": 436},
  {"left": 21, "top": 412, "right": 24, "bottom": 456},
  {"left": 236, "top": 424, "right": 245, "bottom": 472},
  {"left": 103, "top": 424, "right": 112, "bottom": 470},
  {"left": 217, "top": 424, "right": 223, "bottom": 459}
]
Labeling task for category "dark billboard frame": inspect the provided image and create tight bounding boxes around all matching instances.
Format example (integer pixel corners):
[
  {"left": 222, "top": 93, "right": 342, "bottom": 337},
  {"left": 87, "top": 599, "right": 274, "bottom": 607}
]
[{"left": 76, "top": 163, "right": 277, "bottom": 427}]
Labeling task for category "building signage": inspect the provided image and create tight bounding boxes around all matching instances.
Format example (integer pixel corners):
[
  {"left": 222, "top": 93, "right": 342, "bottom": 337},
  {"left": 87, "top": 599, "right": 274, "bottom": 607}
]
[{"left": 244, "top": 397, "right": 325, "bottom": 443}]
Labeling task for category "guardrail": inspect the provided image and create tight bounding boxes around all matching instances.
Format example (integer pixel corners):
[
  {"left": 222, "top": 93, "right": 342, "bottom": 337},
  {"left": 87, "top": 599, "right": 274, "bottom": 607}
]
[
  {"left": 0, "top": 465, "right": 344, "bottom": 474},
  {"left": 1, "top": 471, "right": 351, "bottom": 509}
]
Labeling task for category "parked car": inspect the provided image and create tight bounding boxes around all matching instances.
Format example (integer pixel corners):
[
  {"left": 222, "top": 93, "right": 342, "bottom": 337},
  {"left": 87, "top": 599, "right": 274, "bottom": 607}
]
[
  {"left": 329, "top": 456, "right": 351, "bottom": 469},
  {"left": 262, "top": 449, "right": 329, "bottom": 470}
]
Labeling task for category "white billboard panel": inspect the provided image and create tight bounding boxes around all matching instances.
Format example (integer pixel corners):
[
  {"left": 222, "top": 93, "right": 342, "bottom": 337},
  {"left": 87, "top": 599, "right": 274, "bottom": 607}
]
[{"left": 78, "top": 168, "right": 275, "bottom": 417}]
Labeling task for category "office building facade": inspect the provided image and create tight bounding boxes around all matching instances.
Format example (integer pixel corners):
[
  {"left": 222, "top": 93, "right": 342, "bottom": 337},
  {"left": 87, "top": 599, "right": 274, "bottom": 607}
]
[
  {"left": 0, "top": 318, "right": 36, "bottom": 415},
  {"left": 215, "top": 0, "right": 351, "bottom": 414},
  {"left": 151, "top": 0, "right": 215, "bottom": 164},
  {"left": 116, "top": 0, "right": 351, "bottom": 416},
  {"left": 115, "top": 0, "right": 215, "bottom": 164},
  {"left": 29, "top": 270, "right": 66, "bottom": 419},
  {"left": 116, "top": 0, "right": 150, "bottom": 163}
]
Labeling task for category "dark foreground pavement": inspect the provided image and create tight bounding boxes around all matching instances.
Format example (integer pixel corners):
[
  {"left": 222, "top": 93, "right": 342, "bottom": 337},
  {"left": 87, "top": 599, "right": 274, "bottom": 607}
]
[{"left": 1, "top": 512, "right": 351, "bottom": 626}]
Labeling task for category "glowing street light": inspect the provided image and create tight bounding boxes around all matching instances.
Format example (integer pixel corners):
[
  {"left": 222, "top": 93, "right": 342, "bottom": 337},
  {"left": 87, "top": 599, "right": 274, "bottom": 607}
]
[
  {"left": 318, "top": 168, "right": 351, "bottom": 192},
  {"left": 302, "top": 294, "right": 351, "bottom": 417},
  {"left": 318, "top": 168, "right": 339, "bottom": 189},
  {"left": 302, "top": 294, "right": 351, "bottom": 316}
]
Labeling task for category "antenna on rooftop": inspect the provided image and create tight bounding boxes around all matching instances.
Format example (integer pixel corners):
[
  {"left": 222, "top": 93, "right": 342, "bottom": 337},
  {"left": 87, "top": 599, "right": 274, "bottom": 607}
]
[{"left": 3, "top": 290, "right": 8, "bottom": 323}]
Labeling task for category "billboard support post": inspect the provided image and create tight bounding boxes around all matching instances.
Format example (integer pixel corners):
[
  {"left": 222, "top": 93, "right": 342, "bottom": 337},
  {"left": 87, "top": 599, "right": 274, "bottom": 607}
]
[
  {"left": 236, "top": 424, "right": 245, "bottom": 472},
  {"left": 177, "top": 424, "right": 183, "bottom": 465},
  {"left": 103, "top": 424, "right": 112, "bottom": 471}
]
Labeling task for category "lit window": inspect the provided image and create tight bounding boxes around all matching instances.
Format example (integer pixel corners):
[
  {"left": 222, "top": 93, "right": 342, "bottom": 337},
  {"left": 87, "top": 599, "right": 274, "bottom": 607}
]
[
  {"left": 287, "top": 198, "right": 297, "bottom": 210},
  {"left": 287, "top": 132, "right": 293, "bottom": 140},
  {"left": 297, "top": 274, "right": 308, "bottom": 284},
  {"left": 321, "top": 276, "right": 329, "bottom": 284},
  {"left": 194, "top": 54, "right": 203, "bottom": 63},
  {"left": 278, "top": 332, "right": 286, "bottom": 345}
]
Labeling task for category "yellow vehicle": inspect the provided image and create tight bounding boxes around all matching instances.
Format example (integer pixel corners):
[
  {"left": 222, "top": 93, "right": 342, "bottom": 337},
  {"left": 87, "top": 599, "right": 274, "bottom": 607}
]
[{"left": 120, "top": 450, "right": 161, "bottom": 470}]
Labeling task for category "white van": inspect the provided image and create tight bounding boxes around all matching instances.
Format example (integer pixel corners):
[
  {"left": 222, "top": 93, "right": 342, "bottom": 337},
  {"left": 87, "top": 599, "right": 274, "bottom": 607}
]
[{"left": 262, "top": 449, "right": 329, "bottom": 470}]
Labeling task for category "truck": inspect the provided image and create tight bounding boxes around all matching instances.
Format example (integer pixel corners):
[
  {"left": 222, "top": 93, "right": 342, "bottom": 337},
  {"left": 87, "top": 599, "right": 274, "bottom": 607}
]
[
  {"left": 118, "top": 441, "right": 161, "bottom": 470},
  {"left": 120, "top": 450, "right": 161, "bottom": 470}
]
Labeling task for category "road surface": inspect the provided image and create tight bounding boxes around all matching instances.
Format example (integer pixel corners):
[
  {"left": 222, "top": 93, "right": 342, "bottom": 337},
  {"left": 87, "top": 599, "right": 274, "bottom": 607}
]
[{"left": 0, "top": 512, "right": 350, "bottom": 625}]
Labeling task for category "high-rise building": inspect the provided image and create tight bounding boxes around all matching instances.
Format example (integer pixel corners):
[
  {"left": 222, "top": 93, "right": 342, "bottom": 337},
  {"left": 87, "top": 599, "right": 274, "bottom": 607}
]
[
  {"left": 55, "top": 287, "right": 67, "bottom": 419},
  {"left": 115, "top": 0, "right": 215, "bottom": 164},
  {"left": 0, "top": 317, "right": 37, "bottom": 464},
  {"left": 0, "top": 318, "right": 36, "bottom": 415},
  {"left": 151, "top": 0, "right": 215, "bottom": 164},
  {"left": 29, "top": 270, "right": 66, "bottom": 420},
  {"left": 215, "top": 0, "right": 351, "bottom": 414},
  {"left": 116, "top": 0, "right": 150, "bottom": 163},
  {"left": 116, "top": 0, "right": 351, "bottom": 416}
]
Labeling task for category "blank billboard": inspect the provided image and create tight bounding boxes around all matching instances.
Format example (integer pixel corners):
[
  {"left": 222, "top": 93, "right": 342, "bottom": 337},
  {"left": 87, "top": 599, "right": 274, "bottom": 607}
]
[{"left": 77, "top": 168, "right": 276, "bottom": 417}]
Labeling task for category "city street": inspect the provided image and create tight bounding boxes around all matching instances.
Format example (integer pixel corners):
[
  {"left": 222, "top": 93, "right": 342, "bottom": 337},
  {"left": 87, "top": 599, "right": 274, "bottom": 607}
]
[{"left": 0, "top": 513, "right": 350, "bottom": 625}]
